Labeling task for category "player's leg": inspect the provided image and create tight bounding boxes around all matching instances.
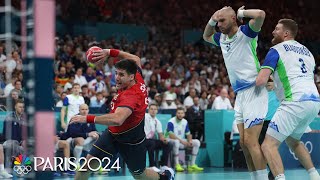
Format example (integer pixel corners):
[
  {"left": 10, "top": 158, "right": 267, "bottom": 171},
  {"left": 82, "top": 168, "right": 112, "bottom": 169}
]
[
  {"left": 145, "top": 139, "right": 157, "bottom": 167},
  {"left": 118, "top": 139, "right": 174, "bottom": 180},
  {"left": 244, "top": 124, "right": 266, "bottom": 170},
  {"left": 75, "top": 131, "right": 117, "bottom": 180},
  {"left": 58, "top": 140, "right": 70, "bottom": 158},
  {"left": 243, "top": 86, "right": 268, "bottom": 179},
  {"left": 261, "top": 135, "right": 283, "bottom": 179},
  {"left": 156, "top": 140, "right": 172, "bottom": 167},
  {"left": 237, "top": 123, "right": 255, "bottom": 172},
  {"left": 285, "top": 101, "right": 320, "bottom": 180},
  {"left": 234, "top": 99, "right": 256, "bottom": 172},
  {"left": 261, "top": 103, "right": 293, "bottom": 179},
  {"left": 73, "top": 137, "right": 85, "bottom": 166},
  {"left": 188, "top": 139, "right": 203, "bottom": 171},
  {"left": 287, "top": 135, "right": 320, "bottom": 180},
  {"left": 168, "top": 139, "right": 183, "bottom": 171},
  {"left": 0, "top": 144, "right": 12, "bottom": 178},
  {"left": 285, "top": 137, "right": 314, "bottom": 169},
  {"left": 258, "top": 121, "right": 274, "bottom": 180}
]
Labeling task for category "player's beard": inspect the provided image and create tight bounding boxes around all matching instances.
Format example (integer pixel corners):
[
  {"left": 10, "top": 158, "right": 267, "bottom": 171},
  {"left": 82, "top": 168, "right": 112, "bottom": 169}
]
[{"left": 271, "top": 35, "right": 283, "bottom": 45}]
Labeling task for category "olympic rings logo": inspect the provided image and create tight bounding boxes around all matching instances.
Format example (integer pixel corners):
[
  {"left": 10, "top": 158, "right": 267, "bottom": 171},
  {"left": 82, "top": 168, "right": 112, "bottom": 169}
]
[
  {"left": 13, "top": 165, "right": 32, "bottom": 175},
  {"left": 289, "top": 141, "right": 313, "bottom": 160}
]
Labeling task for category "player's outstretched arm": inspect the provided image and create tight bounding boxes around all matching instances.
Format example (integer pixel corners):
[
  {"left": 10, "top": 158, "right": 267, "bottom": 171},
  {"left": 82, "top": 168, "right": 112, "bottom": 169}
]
[
  {"left": 92, "top": 49, "right": 142, "bottom": 68},
  {"left": 203, "top": 10, "right": 220, "bottom": 44},
  {"left": 70, "top": 107, "right": 132, "bottom": 126},
  {"left": 237, "top": 6, "right": 266, "bottom": 32}
]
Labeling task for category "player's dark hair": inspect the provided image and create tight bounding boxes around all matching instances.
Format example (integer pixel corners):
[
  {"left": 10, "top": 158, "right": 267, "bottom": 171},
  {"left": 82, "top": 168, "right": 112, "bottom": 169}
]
[
  {"left": 115, "top": 59, "right": 137, "bottom": 75},
  {"left": 278, "top": 19, "right": 298, "bottom": 38}
]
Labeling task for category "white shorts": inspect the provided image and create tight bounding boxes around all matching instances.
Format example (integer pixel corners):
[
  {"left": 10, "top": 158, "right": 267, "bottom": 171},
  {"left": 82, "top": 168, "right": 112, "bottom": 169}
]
[
  {"left": 267, "top": 101, "right": 320, "bottom": 142},
  {"left": 235, "top": 85, "right": 268, "bottom": 129}
]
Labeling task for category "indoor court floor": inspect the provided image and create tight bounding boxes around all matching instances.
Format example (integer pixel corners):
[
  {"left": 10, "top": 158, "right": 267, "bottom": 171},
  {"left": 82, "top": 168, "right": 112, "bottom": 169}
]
[{"left": 53, "top": 168, "right": 313, "bottom": 180}]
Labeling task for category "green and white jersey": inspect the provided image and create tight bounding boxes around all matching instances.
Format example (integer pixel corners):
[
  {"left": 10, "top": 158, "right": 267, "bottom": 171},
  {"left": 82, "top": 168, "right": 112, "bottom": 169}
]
[
  {"left": 261, "top": 40, "right": 319, "bottom": 102},
  {"left": 211, "top": 24, "right": 261, "bottom": 93},
  {"left": 166, "top": 117, "right": 190, "bottom": 140}
]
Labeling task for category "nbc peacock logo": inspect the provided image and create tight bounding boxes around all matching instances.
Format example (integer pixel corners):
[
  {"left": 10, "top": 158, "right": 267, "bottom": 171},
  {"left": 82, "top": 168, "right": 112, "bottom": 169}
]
[{"left": 13, "top": 154, "right": 32, "bottom": 175}]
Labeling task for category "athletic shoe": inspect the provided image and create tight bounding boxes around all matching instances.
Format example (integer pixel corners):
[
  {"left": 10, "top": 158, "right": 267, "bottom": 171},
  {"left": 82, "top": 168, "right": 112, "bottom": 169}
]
[
  {"left": 175, "top": 164, "right": 184, "bottom": 172},
  {"left": 0, "top": 170, "right": 13, "bottom": 178},
  {"left": 160, "top": 166, "right": 175, "bottom": 180},
  {"left": 187, "top": 164, "right": 204, "bottom": 171}
]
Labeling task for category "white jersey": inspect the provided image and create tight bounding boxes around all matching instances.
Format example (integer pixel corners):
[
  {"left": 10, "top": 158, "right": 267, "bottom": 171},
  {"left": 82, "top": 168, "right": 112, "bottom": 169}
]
[
  {"left": 63, "top": 94, "right": 85, "bottom": 123},
  {"left": 167, "top": 117, "right": 190, "bottom": 140},
  {"left": 212, "top": 24, "right": 261, "bottom": 92},
  {"left": 144, "top": 113, "right": 163, "bottom": 139},
  {"left": 261, "top": 40, "right": 320, "bottom": 102}
]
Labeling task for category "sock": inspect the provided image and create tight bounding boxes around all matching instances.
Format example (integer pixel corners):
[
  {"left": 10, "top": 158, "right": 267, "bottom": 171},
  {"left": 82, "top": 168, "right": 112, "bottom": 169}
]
[
  {"left": 253, "top": 169, "right": 268, "bottom": 180},
  {"left": 308, "top": 167, "right": 320, "bottom": 180},
  {"left": 73, "top": 146, "right": 83, "bottom": 165},
  {"left": 174, "top": 155, "right": 179, "bottom": 166},
  {"left": 191, "top": 155, "right": 196, "bottom": 165},
  {"left": 0, "top": 164, "right": 4, "bottom": 171},
  {"left": 275, "top": 174, "right": 285, "bottom": 180}
]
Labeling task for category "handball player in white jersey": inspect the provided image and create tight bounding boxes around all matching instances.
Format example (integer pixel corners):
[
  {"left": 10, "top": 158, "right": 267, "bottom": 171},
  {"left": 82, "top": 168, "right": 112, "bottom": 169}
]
[
  {"left": 203, "top": 6, "right": 268, "bottom": 179},
  {"left": 256, "top": 19, "right": 320, "bottom": 180}
]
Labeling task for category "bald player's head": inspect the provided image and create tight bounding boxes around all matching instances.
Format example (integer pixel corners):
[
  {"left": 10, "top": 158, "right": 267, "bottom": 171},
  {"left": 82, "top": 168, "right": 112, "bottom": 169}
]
[
  {"left": 216, "top": 6, "right": 238, "bottom": 35},
  {"left": 79, "top": 104, "right": 89, "bottom": 116},
  {"left": 220, "top": 6, "right": 236, "bottom": 17}
]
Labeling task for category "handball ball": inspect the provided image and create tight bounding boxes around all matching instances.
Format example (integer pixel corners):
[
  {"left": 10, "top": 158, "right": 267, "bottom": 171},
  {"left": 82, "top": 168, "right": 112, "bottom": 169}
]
[{"left": 86, "top": 46, "right": 102, "bottom": 63}]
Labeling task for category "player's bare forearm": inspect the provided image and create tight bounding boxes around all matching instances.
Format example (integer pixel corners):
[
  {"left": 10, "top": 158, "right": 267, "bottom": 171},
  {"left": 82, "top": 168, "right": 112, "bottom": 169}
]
[
  {"left": 203, "top": 23, "right": 216, "bottom": 43},
  {"left": 92, "top": 49, "right": 141, "bottom": 68},
  {"left": 118, "top": 51, "right": 142, "bottom": 68},
  {"left": 244, "top": 9, "right": 266, "bottom": 31},
  {"left": 169, "top": 133, "right": 181, "bottom": 141},
  {"left": 94, "top": 113, "right": 124, "bottom": 126}
]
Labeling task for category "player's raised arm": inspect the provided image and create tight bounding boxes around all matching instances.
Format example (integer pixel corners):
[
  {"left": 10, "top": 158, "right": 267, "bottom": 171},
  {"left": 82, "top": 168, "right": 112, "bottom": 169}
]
[
  {"left": 92, "top": 49, "right": 142, "bottom": 68},
  {"left": 203, "top": 9, "right": 220, "bottom": 44},
  {"left": 237, "top": 6, "right": 266, "bottom": 32}
]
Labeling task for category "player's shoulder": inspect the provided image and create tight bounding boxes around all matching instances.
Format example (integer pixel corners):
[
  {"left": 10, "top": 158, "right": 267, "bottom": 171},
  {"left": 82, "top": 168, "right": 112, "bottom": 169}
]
[
  {"left": 181, "top": 118, "right": 188, "bottom": 124},
  {"left": 168, "top": 117, "right": 175, "bottom": 123},
  {"left": 120, "top": 84, "right": 145, "bottom": 100},
  {"left": 66, "top": 94, "right": 73, "bottom": 99},
  {"left": 145, "top": 113, "right": 152, "bottom": 120},
  {"left": 271, "top": 41, "right": 286, "bottom": 50}
]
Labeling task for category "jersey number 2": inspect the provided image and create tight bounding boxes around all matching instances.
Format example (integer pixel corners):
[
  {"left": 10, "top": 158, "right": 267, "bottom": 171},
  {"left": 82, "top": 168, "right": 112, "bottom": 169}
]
[{"left": 299, "top": 58, "right": 307, "bottom": 73}]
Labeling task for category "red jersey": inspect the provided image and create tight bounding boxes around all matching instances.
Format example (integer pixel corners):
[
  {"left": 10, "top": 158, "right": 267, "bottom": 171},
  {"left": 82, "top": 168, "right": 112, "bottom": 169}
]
[{"left": 108, "top": 69, "right": 148, "bottom": 134}]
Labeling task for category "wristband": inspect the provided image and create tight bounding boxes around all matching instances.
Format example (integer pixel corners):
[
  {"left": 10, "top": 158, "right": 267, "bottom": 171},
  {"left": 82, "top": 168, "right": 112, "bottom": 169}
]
[
  {"left": 86, "top": 115, "right": 96, "bottom": 123},
  {"left": 208, "top": 19, "right": 217, "bottom": 27},
  {"left": 110, "top": 49, "right": 120, "bottom": 57},
  {"left": 237, "top": 10, "right": 245, "bottom": 18}
]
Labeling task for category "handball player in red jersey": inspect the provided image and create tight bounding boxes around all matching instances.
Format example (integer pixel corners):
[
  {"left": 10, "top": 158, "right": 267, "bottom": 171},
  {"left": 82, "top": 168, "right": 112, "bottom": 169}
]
[{"left": 70, "top": 48, "right": 174, "bottom": 180}]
